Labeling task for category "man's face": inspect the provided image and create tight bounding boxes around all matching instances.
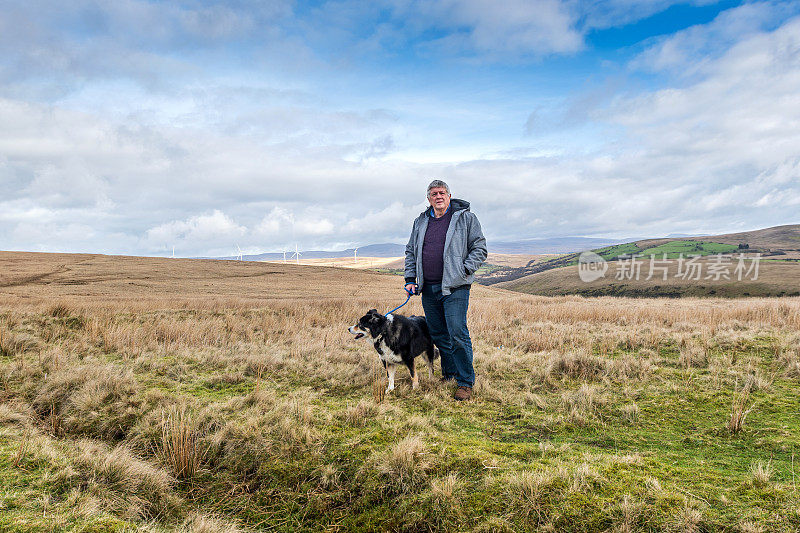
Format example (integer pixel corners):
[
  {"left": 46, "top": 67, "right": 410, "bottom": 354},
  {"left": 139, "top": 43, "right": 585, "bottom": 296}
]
[{"left": 428, "top": 187, "right": 451, "bottom": 211}]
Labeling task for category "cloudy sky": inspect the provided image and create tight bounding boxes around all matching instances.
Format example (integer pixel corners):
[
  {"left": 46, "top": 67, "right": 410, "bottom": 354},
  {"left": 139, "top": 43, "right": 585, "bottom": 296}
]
[{"left": 1, "top": 0, "right": 799, "bottom": 257}]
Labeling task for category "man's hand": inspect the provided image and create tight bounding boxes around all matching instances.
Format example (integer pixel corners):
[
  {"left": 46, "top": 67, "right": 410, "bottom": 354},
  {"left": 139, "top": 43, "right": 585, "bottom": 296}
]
[{"left": 404, "top": 283, "right": 418, "bottom": 296}]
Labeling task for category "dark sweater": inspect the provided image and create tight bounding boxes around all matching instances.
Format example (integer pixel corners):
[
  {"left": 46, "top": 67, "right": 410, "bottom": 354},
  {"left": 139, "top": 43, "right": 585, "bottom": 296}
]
[{"left": 422, "top": 206, "right": 453, "bottom": 284}]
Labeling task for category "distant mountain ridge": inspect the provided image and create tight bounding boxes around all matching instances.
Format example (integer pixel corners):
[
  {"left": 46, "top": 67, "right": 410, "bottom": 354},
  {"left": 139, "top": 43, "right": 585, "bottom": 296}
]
[{"left": 213, "top": 237, "right": 640, "bottom": 261}]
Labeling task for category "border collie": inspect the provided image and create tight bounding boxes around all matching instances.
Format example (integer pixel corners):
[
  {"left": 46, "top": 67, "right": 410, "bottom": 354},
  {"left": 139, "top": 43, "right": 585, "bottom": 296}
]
[{"left": 348, "top": 309, "right": 439, "bottom": 393}]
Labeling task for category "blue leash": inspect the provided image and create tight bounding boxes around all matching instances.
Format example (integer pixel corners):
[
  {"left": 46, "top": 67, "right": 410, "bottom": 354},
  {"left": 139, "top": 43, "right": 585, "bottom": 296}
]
[{"left": 385, "top": 290, "right": 414, "bottom": 316}]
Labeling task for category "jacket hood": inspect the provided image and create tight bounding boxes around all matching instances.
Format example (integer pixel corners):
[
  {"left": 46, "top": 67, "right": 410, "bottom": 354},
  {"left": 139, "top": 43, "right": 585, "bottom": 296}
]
[
  {"left": 420, "top": 198, "right": 470, "bottom": 217},
  {"left": 450, "top": 198, "right": 470, "bottom": 211}
]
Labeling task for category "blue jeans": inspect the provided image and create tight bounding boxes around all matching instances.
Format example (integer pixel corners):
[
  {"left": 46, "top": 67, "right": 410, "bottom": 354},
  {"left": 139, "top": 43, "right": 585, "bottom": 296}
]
[{"left": 421, "top": 283, "right": 474, "bottom": 387}]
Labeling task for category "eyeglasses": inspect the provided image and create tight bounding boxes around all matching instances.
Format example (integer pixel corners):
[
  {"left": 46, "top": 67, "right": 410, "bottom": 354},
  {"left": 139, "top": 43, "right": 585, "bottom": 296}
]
[{"left": 428, "top": 191, "right": 449, "bottom": 197}]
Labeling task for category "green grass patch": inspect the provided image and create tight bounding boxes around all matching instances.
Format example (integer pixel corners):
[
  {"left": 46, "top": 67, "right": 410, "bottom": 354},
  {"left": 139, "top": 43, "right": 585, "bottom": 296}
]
[
  {"left": 475, "top": 263, "right": 503, "bottom": 275},
  {"left": 594, "top": 242, "right": 642, "bottom": 260},
  {"left": 591, "top": 240, "right": 739, "bottom": 261},
  {"left": 638, "top": 240, "right": 738, "bottom": 259}
]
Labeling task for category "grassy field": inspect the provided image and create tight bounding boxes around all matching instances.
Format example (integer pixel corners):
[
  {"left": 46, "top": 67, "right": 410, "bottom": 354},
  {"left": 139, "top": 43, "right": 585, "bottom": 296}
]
[
  {"left": 595, "top": 243, "right": 642, "bottom": 261},
  {"left": 593, "top": 241, "right": 739, "bottom": 262},
  {"left": 1, "top": 252, "right": 800, "bottom": 531},
  {"left": 637, "top": 241, "right": 738, "bottom": 259}
]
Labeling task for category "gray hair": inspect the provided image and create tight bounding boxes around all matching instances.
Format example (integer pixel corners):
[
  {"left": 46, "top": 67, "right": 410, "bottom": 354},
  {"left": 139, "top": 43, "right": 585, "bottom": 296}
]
[{"left": 427, "top": 180, "right": 450, "bottom": 196}]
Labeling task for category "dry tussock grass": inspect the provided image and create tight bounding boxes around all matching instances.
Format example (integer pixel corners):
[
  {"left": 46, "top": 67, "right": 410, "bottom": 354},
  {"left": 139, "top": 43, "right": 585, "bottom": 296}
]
[
  {"left": 182, "top": 512, "right": 243, "bottom": 533},
  {"left": 548, "top": 350, "right": 606, "bottom": 380},
  {"left": 72, "top": 439, "right": 178, "bottom": 520},
  {"left": 4, "top": 425, "right": 180, "bottom": 522},
  {"left": 678, "top": 346, "right": 708, "bottom": 369},
  {"left": 200, "top": 387, "right": 322, "bottom": 485},
  {"left": 777, "top": 347, "right": 800, "bottom": 378},
  {"left": 368, "top": 435, "right": 434, "bottom": 493},
  {"left": 562, "top": 383, "right": 605, "bottom": 426},
  {"left": 342, "top": 398, "right": 378, "bottom": 427},
  {"left": 749, "top": 460, "right": 774, "bottom": 487},
  {"left": 546, "top": 349, "right": 654, "bottom": 384},
  {"left": 0, "top": 330, "right": 40, "bottom": 357},
  {"left": 425, "top": 471, "right": 465, "bottom": 527},
  {"left": 674, "top": 506, "right": 704, "bottom": 533},
  {"left": 502, "top": 467, "right": 567, "bottom": 524},
  {"left": 645, "top": 476, "right": 662, "bottom": 493},
  {"left": 0, "top": 401, "right": 34, "bottom": 427},
  {"left": 430, "top": 471, "right": 460, "bottom": 504},
  {"left": 30, "top": 363, "right": 142, "bottom": 440},
  {"left": 4, "top": 281, "right": 800, "bottom": 410},
  {"left": 728, "top": 379, "right": 755, "bottom": 435},
  {"left": 621, "top": 403, "right": 640, "bottom": 425},
  {"left": 159, "top": 404, "right": 206, "bottom": 480},
  {"left": 570, "top": 461, "right": 601, "bottom": 492},
  {"left": 738, "top": 521, "right": 766, "bottom": 533},
  {"left": 615, "top": 493, "right": 641, "bottom": 533}
]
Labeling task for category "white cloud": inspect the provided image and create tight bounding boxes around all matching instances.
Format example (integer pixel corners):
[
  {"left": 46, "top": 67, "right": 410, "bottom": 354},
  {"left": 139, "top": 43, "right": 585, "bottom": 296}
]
[
  {"left": 436, "top": 0, "right": 584, "bottom": 56},
  {"left": 372, "top": 0, "right": 585, "bottom": 58},
  {"left": 342, "top": 201, "right": 427, "bottom": 239},
  {"left": 143, "top": 210, "right": 247, "bottom": 252},
  {"left": 629, "top": 2, "right": 794, "bottom": 75},
  {"left": 254, "top": 207, "right": 335, "bottom": 241},
  {"left": 612, "top": 16, "right": 800, "bottom": 168},
  {"left": 297, "top": 218, "right": 335, "bottom": 235},
  {"left": 0, "top": 0, "right": 305, "bottom": 105}
]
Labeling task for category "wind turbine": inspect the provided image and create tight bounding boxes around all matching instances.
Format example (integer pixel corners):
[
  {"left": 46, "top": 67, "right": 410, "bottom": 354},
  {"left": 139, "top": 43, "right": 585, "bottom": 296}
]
[
  {"left": 353, "top": 247, "right": 358, "bottom": 265},
  {"left": 172, "top": 246, "right": 175, "bottom": 259},
  {"left": 282, "top": 250, "right": 287, "bottom": 263},
  {"left": 235, "top": 244, "right": 243, "bottom": 261},
  {"left": 291, "top": 244, "right": 301, "bottom": 265}
]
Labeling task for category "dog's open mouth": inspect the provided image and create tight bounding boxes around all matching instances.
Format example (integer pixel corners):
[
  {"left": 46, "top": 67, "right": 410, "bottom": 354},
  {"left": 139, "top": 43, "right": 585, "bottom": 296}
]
[{"left": 348, "top": 324, "right": 367, "bottom": 340}]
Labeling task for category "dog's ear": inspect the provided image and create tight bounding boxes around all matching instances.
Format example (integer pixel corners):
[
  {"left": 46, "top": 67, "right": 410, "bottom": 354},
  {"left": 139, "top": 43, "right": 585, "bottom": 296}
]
[{"left": 368, "top": 308, "right": 378, "bottom": 314}]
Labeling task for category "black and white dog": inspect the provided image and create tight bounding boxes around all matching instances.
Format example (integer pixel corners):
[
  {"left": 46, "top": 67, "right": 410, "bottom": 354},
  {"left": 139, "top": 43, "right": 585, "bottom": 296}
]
[{"left": 348, "top": 309, "right": 439, "bottom": 393}]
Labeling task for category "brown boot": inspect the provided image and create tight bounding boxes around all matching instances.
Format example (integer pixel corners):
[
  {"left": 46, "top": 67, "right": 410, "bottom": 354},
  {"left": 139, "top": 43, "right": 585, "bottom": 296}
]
[{"left": 454, "top": 386, "right": 472, "bottom": 401}]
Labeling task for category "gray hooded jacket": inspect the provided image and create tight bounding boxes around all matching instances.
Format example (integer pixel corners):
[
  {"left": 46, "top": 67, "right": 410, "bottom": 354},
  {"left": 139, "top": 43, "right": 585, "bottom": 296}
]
[{"left": 404, "top": 198, "right": 488, "bottom": 295}]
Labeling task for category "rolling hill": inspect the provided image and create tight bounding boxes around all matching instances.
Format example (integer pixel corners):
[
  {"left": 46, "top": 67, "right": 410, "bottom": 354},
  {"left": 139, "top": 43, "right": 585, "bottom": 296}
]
[
  {"left": 496, "top": 257, "right": 800, "bottom": 298},
  {"left": 487, "top": 224, "right": 800, "bottom": 297},
  {"left": 635, "top": 224, "right": 800, "bottom": 250}
]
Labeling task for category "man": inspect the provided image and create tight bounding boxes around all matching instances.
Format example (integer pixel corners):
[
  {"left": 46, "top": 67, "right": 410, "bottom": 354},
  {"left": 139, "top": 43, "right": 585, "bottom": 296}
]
[{"left": 404, "top": 180, "right": 487, "bottom": 401}]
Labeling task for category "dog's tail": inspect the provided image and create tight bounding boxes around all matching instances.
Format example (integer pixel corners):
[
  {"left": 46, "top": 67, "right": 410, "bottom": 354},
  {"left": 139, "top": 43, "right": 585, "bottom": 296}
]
[{"left": 428, "top": 345, "right": 440, "bottom": 361}]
